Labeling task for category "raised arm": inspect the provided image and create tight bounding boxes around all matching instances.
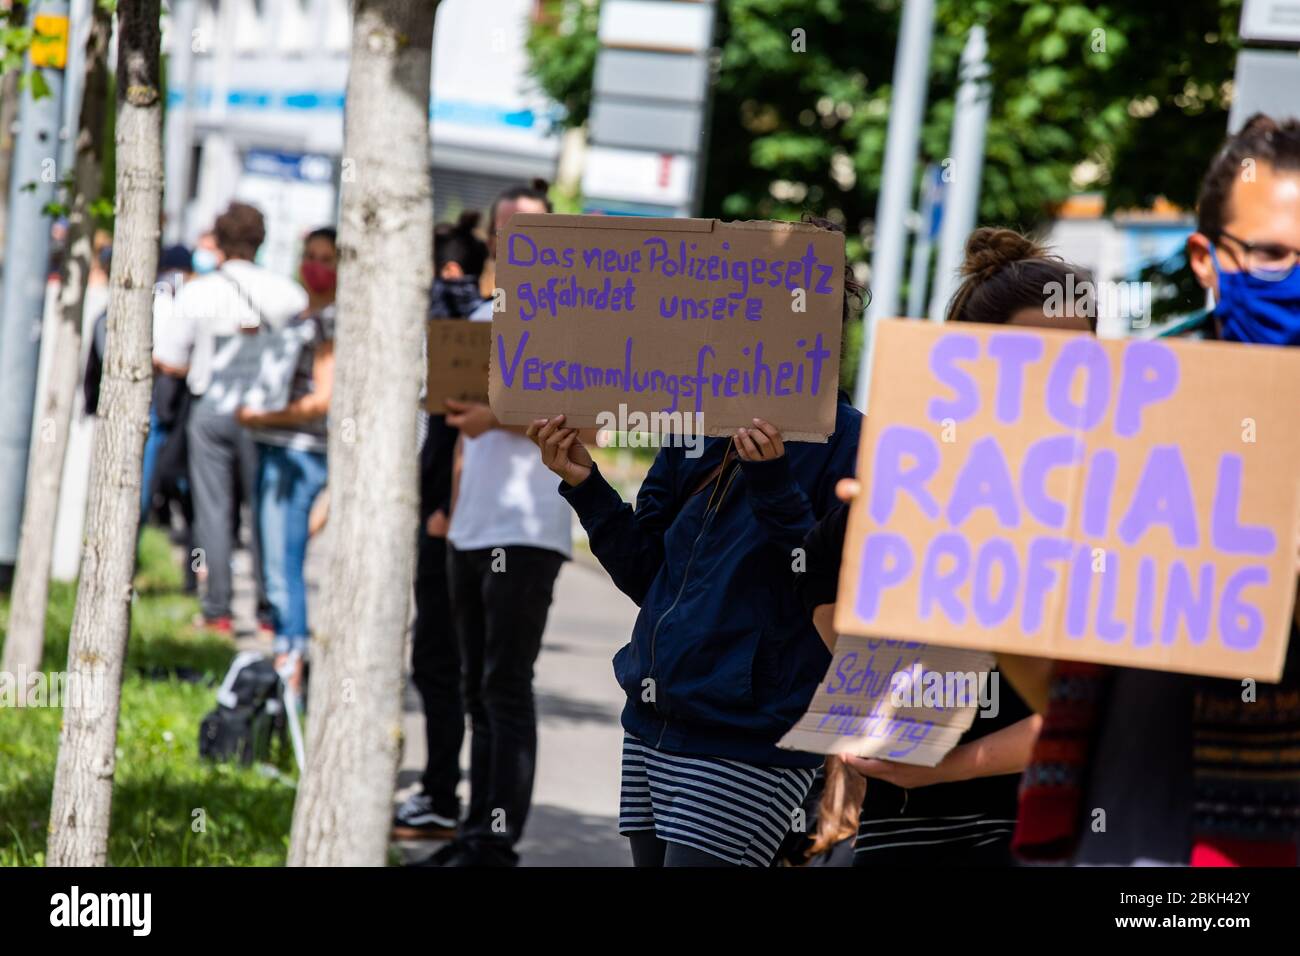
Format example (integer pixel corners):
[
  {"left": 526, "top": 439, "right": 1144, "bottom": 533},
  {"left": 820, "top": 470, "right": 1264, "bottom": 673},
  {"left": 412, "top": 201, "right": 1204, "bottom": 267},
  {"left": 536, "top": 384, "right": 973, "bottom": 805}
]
[{"left": 530, "top": 415, "right": 677, "bottom": 606}]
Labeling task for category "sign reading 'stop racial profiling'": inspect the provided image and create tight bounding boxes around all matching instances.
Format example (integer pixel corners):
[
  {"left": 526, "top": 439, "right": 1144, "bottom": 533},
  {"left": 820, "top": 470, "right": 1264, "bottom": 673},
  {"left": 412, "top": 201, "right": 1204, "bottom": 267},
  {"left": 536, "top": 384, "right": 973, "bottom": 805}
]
[
  {"left": 488, "top": 214, "right": 846, "bottom": 441},
  {"left": 836, "top": 319, "right": 1300, "bottom": 681}
]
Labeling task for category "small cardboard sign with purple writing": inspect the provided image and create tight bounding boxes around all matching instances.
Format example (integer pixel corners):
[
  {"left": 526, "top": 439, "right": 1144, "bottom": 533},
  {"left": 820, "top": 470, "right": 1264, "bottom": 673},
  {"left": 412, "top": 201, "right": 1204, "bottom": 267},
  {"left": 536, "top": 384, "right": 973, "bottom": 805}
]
[
  {"left": 836, "top": 319, "right": 1300, "bottom": 681},
  {"left": 778, "top": 637, "right": 995, "bottom": 767},
  {"left": 488, "top": 213, "right": 845, "bottom": 442}
]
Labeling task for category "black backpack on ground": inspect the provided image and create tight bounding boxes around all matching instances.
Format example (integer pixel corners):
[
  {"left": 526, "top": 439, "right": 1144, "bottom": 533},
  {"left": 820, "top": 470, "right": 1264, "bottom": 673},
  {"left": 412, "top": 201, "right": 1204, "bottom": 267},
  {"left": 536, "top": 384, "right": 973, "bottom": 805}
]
[{"left": 198, "top": 652, "right": 284, "bottom": 765}]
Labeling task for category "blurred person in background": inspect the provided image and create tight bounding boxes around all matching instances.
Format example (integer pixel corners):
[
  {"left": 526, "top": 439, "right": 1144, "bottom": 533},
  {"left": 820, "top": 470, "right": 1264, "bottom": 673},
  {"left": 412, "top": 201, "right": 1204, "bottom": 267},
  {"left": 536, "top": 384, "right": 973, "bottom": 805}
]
[
  {"left": 175, "top": 202, "right": 307, "bottom": 635},
  {"left": 394, "top": 211, "right": 488, "bottom": 839},
  {"left": 144, "top": 244, "right": 199, "bottom": 590},
  {"left": 412, "top": 182, "right": 571, "bottom": 868},
  {"left": 1013, "top": 114, "right": 1300, "bottom": 868},
  {"left": 234, "top": 227, "right": 339, "bottom": 690}
]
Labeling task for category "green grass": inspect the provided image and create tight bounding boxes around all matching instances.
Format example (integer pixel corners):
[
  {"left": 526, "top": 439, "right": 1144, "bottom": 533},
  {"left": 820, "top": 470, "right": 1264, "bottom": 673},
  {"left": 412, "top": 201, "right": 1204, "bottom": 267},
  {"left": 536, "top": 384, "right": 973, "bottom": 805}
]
[{"left": 0, "top": 527, "right": 296, "bottom": 866}]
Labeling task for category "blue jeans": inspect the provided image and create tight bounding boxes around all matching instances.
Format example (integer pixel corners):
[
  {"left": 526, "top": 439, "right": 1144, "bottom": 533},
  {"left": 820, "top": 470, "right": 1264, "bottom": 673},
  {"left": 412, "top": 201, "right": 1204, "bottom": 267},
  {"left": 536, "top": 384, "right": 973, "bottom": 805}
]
[
  {"left": 140, "top": 405, "right": 168, "bottom": 515},
  {"left": 256, "top": 442, "right": 328, "bottom": 653}
]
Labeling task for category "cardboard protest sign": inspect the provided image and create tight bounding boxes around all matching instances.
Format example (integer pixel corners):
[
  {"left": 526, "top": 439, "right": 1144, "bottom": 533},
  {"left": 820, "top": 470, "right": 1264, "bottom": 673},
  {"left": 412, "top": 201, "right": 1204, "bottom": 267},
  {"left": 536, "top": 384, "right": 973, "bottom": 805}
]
[
  {"left": 778, "top": 637, "right": 995, "bottom": 767},
  {"left": 488, "top": 213, "right": 845, "bottom": 441},
  {"left": 836, "top": 319, "right": 1300, "bottom": 681},
  {"left": 426, "top": 319, "right": 492, "bottom": 409}
]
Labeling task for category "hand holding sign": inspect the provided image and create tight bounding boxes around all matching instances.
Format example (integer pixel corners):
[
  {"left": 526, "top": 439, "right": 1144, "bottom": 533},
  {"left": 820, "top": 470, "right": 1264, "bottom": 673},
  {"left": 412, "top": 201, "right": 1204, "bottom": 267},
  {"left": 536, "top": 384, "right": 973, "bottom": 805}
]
[
  {"left": 444, "top": 398, "right": 498, "bottom": 439},
  {"left": 733, "top": 419, "right": 786, "bottom": 462},
  {"left": 527, "top": 414, "right": 594, "bottom": 487}
]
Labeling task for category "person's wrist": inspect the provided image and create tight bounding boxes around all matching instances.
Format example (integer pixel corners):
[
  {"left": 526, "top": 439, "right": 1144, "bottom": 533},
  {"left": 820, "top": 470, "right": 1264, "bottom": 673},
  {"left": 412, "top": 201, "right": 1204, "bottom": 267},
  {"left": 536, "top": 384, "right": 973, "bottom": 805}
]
[
  {"left": 937, "top": 743, "right": 973, "bottom": 784},
  {"left": 563, "top": 463, "right": 593, "bottom": 487}
]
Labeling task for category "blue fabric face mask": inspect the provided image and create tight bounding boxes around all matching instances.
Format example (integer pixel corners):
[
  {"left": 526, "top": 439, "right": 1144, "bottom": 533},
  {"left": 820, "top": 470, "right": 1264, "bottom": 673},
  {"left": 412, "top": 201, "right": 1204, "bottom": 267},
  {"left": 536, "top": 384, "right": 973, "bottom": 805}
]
[
  {"left": 1210, "top": 246, "right": 1300, "bottom": 346},
  {"left": 192, "top": 247, "right": 219, "bottom": 275}
]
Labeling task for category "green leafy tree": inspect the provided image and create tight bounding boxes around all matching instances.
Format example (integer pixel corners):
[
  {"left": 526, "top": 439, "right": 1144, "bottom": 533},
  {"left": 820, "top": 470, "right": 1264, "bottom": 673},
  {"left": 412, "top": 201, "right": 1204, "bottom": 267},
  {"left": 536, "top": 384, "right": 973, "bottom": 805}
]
[{"left": 527, "top": 0, "right": 1243, "bottom": 240}]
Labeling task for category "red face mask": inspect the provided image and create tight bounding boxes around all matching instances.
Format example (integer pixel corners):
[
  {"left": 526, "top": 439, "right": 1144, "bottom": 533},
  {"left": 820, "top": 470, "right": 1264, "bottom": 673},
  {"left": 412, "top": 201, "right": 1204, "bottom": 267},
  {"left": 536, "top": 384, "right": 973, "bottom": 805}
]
[{"left": 301, "top": 259, "right": 337, "bottom": 294}]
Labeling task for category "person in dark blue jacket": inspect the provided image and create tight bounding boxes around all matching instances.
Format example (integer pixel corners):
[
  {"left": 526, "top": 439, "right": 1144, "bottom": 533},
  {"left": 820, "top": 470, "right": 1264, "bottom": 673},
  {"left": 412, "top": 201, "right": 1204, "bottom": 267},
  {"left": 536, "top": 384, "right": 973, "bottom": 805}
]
[{"left": 527, "top": 247, "right": 863, "bottom": 867}]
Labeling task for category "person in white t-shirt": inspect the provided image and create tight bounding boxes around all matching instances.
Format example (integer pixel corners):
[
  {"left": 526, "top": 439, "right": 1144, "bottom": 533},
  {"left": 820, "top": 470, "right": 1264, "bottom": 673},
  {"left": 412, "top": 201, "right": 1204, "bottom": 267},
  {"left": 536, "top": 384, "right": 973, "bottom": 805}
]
[
  {"left": 171, "top": 203, "right": 308, "bottom": 633},
  {"left": 416, "top": 183, "right": 571, "bottom": 868}
]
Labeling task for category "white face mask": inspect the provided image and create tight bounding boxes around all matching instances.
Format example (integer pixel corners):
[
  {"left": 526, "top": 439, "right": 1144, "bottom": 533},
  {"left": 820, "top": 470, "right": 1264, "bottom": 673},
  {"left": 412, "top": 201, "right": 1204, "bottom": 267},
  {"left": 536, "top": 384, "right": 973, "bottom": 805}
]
[{"left": 192, "top": 248, "right": 219, "bottom": 275}]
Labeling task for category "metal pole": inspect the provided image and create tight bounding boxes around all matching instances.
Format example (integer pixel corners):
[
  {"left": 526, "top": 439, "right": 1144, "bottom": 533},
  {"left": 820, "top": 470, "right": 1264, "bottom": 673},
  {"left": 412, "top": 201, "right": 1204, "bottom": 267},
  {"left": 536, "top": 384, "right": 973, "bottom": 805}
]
[
  {"left": 0, "top": 0, "right": 70, "bottom": 566},
  {"left": 854, "top": 0, "right": 935, "bottom": 410},
  {"left": 927, "top": 24, "right": 991, "bottom": 323},
  {"left": 906, "top": 163, "right": 940, "bottom": 318}
]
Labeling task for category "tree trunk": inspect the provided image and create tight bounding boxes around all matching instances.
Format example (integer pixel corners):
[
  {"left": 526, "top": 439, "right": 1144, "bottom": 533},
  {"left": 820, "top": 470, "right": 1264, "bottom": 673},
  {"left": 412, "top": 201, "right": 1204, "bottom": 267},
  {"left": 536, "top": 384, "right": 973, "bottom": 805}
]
[
  {"left": 0, "top": 2, "right": 26, "bottom": 250},
  {"left": 3, "top": 1, "right": 112, "bottom": 683},
  {"left": 46, "top": 0, "right": 162, "bottom": 868},
  {"left": 287, "top": 0, "right": 434, "bottom": 866}
]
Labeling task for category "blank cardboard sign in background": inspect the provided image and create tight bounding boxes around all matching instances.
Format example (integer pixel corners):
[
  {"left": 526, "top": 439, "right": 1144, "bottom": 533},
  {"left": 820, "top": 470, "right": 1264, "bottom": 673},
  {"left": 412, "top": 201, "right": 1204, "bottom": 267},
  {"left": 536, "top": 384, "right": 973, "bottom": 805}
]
[
  {"left": 426, "top": 320, "right": 492, "bottom": 409},
  {"left": 488, "top": 213, "right": 846, "bottom": 441},
  {"left": 835, "top": 319, "right": 1300, "bottom": 681}
]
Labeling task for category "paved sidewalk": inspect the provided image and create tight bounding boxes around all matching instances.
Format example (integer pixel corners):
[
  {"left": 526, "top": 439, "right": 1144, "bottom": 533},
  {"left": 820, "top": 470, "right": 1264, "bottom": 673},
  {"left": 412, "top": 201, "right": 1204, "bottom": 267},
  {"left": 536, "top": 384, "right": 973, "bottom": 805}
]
[{"left": 393, "top": 558, "right": 637, "bottom": 867}]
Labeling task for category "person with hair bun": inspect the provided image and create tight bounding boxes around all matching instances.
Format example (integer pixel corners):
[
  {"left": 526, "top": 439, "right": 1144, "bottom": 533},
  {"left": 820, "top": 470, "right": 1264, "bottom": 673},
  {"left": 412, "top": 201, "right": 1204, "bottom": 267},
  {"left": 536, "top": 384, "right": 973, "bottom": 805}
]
[
  {"left": 1013, "top": 114, "right": 1300, "bottom": 868},
  {"left": 795, "top": 227, "right": 1093, "bottom": 867}
]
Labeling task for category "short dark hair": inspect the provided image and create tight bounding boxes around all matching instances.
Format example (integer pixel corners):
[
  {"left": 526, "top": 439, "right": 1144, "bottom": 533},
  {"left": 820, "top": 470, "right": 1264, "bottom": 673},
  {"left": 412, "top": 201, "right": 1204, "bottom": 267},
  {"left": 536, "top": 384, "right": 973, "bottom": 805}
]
[
  {"left": 946, "top": 227, "right": 1096, "bottom": 332},
  {"left": 434, "top": 210, "right": 488, "bottom": 276},
  {"left": 1197, "top": 113, "right": 1300, "bottom": 239},
  {"left": 304, "top": 226, "right": 337, "bottom": 248},
  {"left": 214, "top": 202, "right": 266, "bottom": 260},
  {"left": 488, "top": 179, "right": 552, "bottom": 240}
]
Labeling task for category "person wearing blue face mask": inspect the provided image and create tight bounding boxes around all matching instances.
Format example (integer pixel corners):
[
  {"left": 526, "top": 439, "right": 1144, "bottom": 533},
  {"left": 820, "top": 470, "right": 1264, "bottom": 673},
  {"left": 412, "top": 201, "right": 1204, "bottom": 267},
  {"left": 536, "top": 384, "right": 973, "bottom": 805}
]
[
  {"left": 1186, "top": 114, "right": 1300, "bottom": 346},
  {"left": 191, "top": 232, "right": 222, "bottom": 276},
  {"left": 1007, "top": 113, "right": 1300, "bottom": 868}
]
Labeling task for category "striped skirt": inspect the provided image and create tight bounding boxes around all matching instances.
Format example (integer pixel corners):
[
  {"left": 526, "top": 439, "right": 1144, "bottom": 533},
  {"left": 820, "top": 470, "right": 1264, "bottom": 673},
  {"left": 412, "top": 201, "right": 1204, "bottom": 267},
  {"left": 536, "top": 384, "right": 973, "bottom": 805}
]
[{"left": 618, "top": 734, "right": 815, "bottom": 867}]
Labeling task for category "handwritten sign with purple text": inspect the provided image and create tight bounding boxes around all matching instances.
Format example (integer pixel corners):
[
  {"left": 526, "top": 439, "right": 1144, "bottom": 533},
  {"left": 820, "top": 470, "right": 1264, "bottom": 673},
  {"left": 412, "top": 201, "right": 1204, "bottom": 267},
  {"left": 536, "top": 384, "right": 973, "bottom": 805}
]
[
  {"left": 835, "top": 320, "right": 1300, "bottom": 681},
  {"left": 488, "top": 214, "right": 846, "bottom": 441}
]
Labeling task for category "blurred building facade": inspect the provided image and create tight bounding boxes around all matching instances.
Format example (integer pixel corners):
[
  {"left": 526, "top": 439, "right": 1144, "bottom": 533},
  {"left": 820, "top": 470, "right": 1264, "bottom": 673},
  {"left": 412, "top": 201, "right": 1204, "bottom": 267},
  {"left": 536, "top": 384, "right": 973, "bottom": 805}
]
[{"left": 163, "top": 0, "right": 561, "bottom": 274}]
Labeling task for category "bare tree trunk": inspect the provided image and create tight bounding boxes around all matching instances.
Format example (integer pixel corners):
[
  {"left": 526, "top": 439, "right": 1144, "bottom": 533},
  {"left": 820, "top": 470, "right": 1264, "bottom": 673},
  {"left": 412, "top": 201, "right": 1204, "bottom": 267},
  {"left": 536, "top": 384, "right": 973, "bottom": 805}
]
[
  {"left": 3, "top": 2, "right": 113, "bottom": 682},
  {"left": 0, "top": 2, "right": 27, "bottom": 250},
  {"left": 46, "top": 0, "right": 162, "bottom": 868},
  {"left": 287, "top": 0, "right": 434, "bottom": 867}
]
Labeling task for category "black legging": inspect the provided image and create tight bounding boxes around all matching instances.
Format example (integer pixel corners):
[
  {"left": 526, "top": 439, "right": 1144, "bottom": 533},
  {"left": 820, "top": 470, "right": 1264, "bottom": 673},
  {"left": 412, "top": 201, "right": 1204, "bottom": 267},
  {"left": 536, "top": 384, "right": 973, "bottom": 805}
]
[{"left": 627, "top": 830, "right": 738, "bottom": 867}]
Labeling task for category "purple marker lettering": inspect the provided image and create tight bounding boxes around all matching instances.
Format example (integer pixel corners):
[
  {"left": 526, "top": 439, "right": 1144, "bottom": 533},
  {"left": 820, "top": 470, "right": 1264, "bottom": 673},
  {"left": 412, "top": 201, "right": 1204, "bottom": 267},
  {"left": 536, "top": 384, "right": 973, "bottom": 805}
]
[
  {"left": 1021, "top": 435, "right": 1084, "bottom": 529},
  {"left": 919, "top": 533, "right": 970, "bottom": 624},
  {"left": 856, "top": 533, "right": 914, "bottom": 621},
  {"left": 1082, "top": 449, "right": 1117, "bottom": 537},
  {"left": 1161, "top": 561, "right": 1213, "bottom": 646},
  {"left": 496, "top": 331, "right": 529, "bottom": 388},
  {"left": 870, "top": 426, "right": 941, "bottom": 523},
  {"left": 972, "top": 537, "right": 1018, "bottom": 628},
  {"left": 1066, "top": 543, "right": 1093, "bottom": 638},
  {"left": 1219, "top": 567, "right": 1269, "bottom": 651},
  {"left": 1133, "top": 557, "right": 1157, "bottom": 647},
  {"left": 1212, "top": 454, "right": 1276, "bottom": 556},
  {"left": 928, "top": 334, "right": 980, "bottom": 422},
  {"left": 987, "top": 333, "right": 1044, "bottom": 424},
  {"left": 1022, "top": 537, "right": 1072, "bottom": 634},
  {"left": 1046, "top": 338, "right": 1110, "bottom": 431},
  {"left": 947, "top": 436, "right": 1019, "bottom": 529},
  {"left": 1118, "top": 446, "right": 1198, "bottom": 548},
  {"left": 1115, "top": 341, "right": 1179, "bottom": 437},
  {"left": 1095, "top": 555, "right": 1126, "bottom": 643}
]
